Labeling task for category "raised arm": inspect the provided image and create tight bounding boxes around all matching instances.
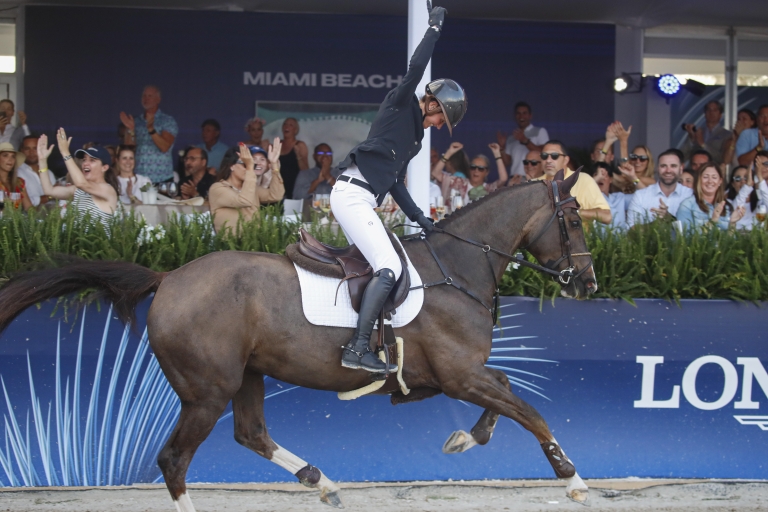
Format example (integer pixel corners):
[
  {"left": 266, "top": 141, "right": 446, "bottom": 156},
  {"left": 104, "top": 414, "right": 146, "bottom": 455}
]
[
  {"left": 488, "top": 143, "right": 508, "bottom": 185},
  {"left": 37, "top": 133, "right": 74, "bottom": 201},
  {"left": 391, "top": 5, "right": 445, "bottom": 105}
]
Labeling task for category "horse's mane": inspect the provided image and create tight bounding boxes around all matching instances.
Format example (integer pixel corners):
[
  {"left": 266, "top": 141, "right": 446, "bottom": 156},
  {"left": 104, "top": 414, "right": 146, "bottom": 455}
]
[{"left": 435, "top": 180, "right": 546, "bottom": 229}]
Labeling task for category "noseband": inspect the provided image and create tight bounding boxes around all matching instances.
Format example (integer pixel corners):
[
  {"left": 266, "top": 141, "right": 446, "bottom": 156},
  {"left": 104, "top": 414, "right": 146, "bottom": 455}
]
[{"left": 406, "top": 180, "right": 593, "bottom": 324}]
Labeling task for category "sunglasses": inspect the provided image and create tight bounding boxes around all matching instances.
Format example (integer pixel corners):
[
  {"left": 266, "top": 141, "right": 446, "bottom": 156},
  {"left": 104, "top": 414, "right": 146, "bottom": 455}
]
[
  {"left": 629, "top": 154, "right": 649, "bottom": 161},
  {"left": 316, "top": 151, "right": 333, "bottom": 156},
  {"left": 523, "top": 160, "right": 540, "bottom": 166},
  {"left": 470, "top": 164, "right": 488, "bottom": 171},
  {"left": 540, "top": 152, "right": 563, "bottom": 161}
]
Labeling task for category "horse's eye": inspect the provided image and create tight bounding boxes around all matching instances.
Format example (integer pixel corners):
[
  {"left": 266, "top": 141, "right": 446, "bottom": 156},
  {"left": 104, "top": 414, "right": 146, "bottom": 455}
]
[{"left": 570, "top": 220, "right": 580, "bottom": 228}]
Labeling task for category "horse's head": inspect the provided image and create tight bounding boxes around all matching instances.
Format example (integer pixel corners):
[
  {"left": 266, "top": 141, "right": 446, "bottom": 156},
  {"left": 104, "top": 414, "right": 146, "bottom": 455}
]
[{"left": 523, "top": 170, "right": 597, "bottom": 299}]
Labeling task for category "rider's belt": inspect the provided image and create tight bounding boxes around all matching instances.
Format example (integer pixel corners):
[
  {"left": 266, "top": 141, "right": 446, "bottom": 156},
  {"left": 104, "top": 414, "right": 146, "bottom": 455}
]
[{"left": 338, "top": 175, "right": 376, "bottom": 195}]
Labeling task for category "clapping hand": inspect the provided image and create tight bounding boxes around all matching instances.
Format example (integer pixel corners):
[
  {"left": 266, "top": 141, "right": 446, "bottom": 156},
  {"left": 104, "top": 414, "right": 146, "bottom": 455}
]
[
  {"left": 238, "top": 142, "right": 254, "bottom": 171},
  {"left": 730, "top": 205, "right": 746, "bottom": 225},
  {"left": 56, "top": 128, "right": 72, "bottom": 156},
  {"left": 605, "top": 122, "right": 619, "bottom": 145},
  {"left": 267, "top": 137, "right": 282, "bottom": 170},
  {"left": 512, "top": 128, "right": 527, "bottom": 143},
  {"left": 119, "top": 112, "right": 135, "bottom": 131},
  {"left": 614, "top": 121, "right": 632, "bottom": 143},
  {"left": 618, "top": 161, "right": 638, "bottom": 181},
  {"left": 37, "top": 134, "right": 55, "bottom": 162},
  {"left": 651, "top": 198, "right": 669, "bottom": 219},
  {"left": 180, "top": 181, "right": 197, "bottom": 200}
]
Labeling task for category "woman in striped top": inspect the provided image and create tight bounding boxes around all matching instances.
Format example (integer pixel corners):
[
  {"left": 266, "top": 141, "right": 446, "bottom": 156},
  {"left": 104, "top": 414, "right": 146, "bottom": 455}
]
[{"left": 37, "top": 128, "right": 118, "bottom": 230}]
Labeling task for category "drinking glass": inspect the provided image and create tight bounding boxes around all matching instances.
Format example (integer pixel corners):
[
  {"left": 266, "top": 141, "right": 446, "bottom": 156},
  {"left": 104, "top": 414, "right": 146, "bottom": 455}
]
[
  {"left": 9, "top": 192, "right": 21, "bottom": 209},
  {"left": 168, "top": 182, "right": 177, "bottom": 198},
  {"left": 0, "top": 190, "right": 5, "bottom": 213},
  {"left": 452, "top": 195, "right": 464, "bottom": 211},
  {"left": 159, "top": 182, "right": 168, "bottom": 196},
  {"left": 756, "top": 204, "right": 768, "bottom": 224}
]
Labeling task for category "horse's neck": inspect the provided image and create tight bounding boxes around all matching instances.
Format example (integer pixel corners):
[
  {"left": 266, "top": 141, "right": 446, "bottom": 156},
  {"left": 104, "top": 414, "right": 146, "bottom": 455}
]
[{"left": 417, "top": 184, "right": 547, "bottom": 292}]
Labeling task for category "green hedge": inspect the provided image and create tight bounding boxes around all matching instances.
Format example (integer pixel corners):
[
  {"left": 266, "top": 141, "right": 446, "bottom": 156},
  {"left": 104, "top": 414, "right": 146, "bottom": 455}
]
[{"left": 1, "top": 206, "right": 767, "bottom": 302}]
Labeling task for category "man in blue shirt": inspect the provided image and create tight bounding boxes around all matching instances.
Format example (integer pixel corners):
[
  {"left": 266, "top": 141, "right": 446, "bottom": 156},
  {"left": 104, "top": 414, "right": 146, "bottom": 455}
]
[
  {"left": 627, "top": 149, "right": 692, "bottom": 228},
  {"left": 120, "top": 85, "right": 178, "bottom": 183},
  {"left": 593, "top": 163, "right": 628, "bottom": 230},
  {"left": 736, "top": 104, "right": 768, "bottom": 167},
  {"left": 196, "top": 119, "right": 228, "bottom": 173}
]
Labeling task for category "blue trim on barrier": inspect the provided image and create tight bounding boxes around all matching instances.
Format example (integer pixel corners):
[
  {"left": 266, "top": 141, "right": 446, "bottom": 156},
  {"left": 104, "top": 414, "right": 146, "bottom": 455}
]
[{"left": 0, "top": 297, "right": 766, "bottom": 485}]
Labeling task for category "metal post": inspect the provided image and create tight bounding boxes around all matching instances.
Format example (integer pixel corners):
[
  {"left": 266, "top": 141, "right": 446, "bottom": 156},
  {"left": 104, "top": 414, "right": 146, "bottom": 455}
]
[
  {"left": 406, "top": 0, "right": 431, "bottom": 233},
  {"left": 724, "top": 27, "right": 738, "bottom": 130}
]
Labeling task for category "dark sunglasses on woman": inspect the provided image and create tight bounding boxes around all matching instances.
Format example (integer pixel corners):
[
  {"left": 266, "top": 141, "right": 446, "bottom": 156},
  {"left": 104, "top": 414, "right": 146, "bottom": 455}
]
[
  {"left": 629, "top": 154, "right": 649, "bottom": 161},
  {"left": 470, "top": 164, "right": 488, "bottom": 170}
]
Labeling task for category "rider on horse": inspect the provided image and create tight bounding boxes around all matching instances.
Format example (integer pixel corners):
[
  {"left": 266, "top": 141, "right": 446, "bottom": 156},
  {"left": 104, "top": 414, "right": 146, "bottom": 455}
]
[{"left": 332, "top": 3, "right": 467, "bottom": 374}]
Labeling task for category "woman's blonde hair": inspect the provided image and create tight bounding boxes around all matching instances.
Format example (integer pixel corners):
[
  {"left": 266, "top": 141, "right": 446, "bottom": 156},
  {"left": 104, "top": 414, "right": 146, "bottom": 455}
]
[
  {"left": 0, "top": 149, "right": 20, "bottom": 191},
  {"left": 632, "top": 145, "right": 655, "bottom": 179}
]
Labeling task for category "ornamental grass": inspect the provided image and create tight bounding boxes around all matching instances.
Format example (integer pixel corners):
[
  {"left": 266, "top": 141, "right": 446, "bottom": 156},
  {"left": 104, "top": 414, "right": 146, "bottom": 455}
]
[{"left": 1, "top": 206, "right": 767, "bottom": 302}]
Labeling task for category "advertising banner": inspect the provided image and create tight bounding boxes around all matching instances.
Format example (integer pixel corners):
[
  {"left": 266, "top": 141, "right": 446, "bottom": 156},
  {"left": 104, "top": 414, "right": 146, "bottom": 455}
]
[{"left": 0, "top": 296, "right": 765, "bottom": 486}]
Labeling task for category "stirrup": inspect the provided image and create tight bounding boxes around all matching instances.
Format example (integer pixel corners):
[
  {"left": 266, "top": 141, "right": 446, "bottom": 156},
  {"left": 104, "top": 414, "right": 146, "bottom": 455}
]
[{"left": 341, "top": 345, "right": 397, "bottom": 374}]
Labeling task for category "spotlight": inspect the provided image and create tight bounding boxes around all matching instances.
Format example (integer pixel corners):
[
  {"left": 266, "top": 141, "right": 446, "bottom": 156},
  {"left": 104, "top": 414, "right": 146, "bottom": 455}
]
[
  {"left": 613, "top": 72, "right": 644, "bottom": 94},
  {"left": 682, "top": 78, "right": 706, "bottom": 97},
  {"left": 656, "top": 74, "right": 681, "bottom": 97}
]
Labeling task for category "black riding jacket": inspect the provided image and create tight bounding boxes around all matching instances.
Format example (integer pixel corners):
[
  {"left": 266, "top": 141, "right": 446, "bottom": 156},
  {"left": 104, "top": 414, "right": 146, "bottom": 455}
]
[{"left": 338, "top": 27, "right": 440, "bottom": 221}]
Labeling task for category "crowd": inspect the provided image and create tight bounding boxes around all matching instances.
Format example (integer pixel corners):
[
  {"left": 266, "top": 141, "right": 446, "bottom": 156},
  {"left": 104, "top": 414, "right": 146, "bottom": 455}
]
[{"left": 1, "top": 87, "right": 766, "bottom": 237}]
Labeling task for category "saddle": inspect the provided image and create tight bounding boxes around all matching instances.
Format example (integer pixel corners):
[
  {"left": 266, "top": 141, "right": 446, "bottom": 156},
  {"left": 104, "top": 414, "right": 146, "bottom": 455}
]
[{"left": 285, "top": 228, "right": 410, "bottom": 318}]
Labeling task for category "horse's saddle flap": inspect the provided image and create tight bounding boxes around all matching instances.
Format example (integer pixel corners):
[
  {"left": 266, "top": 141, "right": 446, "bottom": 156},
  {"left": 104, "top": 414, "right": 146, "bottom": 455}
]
[{"left": 299, "top": 228, "right": 365, "bottom": 262}]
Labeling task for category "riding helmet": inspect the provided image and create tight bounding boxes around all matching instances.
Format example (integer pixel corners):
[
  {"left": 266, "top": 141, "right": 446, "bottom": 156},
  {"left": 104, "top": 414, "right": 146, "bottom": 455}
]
[{"left": 425, "top": 78, "right": 467, "bottom": 136}]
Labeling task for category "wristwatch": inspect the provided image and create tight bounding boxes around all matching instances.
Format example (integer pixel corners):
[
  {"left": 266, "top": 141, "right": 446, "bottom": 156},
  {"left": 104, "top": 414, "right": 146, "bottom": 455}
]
[
  {"left": 619, "top": 157, "right": 629, "bottom": 164},
  {"left": 148, "top": 128, "right": 157, "bottom": 135}
]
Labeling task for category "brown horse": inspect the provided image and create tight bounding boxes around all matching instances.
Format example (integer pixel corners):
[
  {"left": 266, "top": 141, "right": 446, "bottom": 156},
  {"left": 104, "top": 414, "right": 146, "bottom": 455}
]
[{"left": 0, "top": 172, "right": 596, "bottom": 510}]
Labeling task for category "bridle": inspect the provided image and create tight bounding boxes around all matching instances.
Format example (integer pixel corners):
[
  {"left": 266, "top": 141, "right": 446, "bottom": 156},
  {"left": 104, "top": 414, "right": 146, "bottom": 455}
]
[{"left": 406, "top": 180, "right": 593, "bottom": 323}]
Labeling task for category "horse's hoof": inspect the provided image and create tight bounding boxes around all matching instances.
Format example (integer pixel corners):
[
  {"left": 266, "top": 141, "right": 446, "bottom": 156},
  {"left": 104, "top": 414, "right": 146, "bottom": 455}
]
[
  {"left": 321, "top": 490, "right": 344, "bottom": 509},
  {"left": 566, "top": 488, "right": 590, "bottom": 506},
  {"left": 442, "top": 430, "right": 478, "bottom": 454}
]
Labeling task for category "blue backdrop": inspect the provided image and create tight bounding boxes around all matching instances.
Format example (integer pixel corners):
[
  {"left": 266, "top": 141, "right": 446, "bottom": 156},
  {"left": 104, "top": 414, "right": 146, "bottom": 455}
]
[
  {"left": 24, "top": 6, "right": 615, "bottom": 179},
  {"left": 0, "top": 296, "right": 765, "bottom": 486}
]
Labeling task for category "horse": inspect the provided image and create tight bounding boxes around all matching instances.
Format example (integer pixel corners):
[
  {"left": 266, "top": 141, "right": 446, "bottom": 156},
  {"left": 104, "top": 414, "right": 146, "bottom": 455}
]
[{"left": 0, "top": 171, "right": 597, "bottom": 510}]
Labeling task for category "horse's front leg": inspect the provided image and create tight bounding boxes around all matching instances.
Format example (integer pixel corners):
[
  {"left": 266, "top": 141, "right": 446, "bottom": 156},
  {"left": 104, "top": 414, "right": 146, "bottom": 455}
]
[
  {"left": 440, "top": 365, "right": 589, "bottom": 505},
  {"left": 442, "top": 368, "right": 505, "bottom": 454}
]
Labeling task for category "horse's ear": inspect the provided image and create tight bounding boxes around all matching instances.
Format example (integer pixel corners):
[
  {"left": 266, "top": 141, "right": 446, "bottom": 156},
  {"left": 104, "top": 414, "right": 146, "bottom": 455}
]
[
  {"left": 553, "top": 169, "right": 565, "bottom": 182},
  {"left": 560, "top": 167, "right": 581, "bottom": 196}
]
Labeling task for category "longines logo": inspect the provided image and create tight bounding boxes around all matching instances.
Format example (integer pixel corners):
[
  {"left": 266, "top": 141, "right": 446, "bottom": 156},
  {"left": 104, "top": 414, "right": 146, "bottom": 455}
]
[
  {"left": 243, "top": 71, "right": 403, "bottom": 89},
  {"left": 634, "top": 356, "right": 768, "bottom": 430}
]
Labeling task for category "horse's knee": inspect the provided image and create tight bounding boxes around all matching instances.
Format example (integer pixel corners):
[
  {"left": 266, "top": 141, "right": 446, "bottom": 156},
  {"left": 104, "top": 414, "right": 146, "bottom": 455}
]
[{"left": 234, "top": 422, "right": 276, "bottom": 458}]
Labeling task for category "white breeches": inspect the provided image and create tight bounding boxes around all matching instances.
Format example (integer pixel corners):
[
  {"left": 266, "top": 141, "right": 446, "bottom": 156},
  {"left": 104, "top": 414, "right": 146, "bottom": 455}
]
[{"left": 330, "top": 168, "right": 402, "bottom": 281}]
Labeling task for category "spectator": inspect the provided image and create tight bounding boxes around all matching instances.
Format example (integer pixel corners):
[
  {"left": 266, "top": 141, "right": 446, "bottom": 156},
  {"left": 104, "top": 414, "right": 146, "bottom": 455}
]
[
  {"left": 723, "top": 108, "right": 756, "bottom": 167},
  {"left": 726, "top": 164, "right": 764, "bottom": 230},
  {"left": 593, "top": 162, "right": 627, "bottom": 229},
  {"left": 196, "top": 119, "right": 228, "bottom": 172},
  {"left": 278, "top": 117, "right": 309, "bottom": 200},
  {"left": 293, "top": 143, "right": 339, "bottom": 200},
  {"left": 626, "top": 149, "right": 692, "bottom": 228},
  {"left": 736, "top": 104, "right": 768, "bottom": 167},
  {"left": 615, "top": 145, "right": 654, "bottom": 191},
  {"left": 244, "top": 117, "right": 270, "bottom": 148},
  {"left": 104, "top": 145, "right": 118, "bottom": 166},
  {"left": 120, "top": 85, "right": 178, "bottom": 183},
  {"left": 496, "top": 101, "right": 549, "bottom": 177},
  {"left": 522, "top": 150, "right": 544, "bottom": 181},
  {"left": 0, "top": 142, "right": 32, "bottom": 210},
  {"left": 430, "top": 147, "right": 440, "bottom": 170},
  {"left": 680, "top": 170, "right": 695, "bottom": 189},
  {"left": 432, "top": 143, "right": 507, "bottom": 204},
  {"left": 114, "top": 145, "right": 151, "bottom": 205},
  {"left": 0, "top": 99, "right": 30, "bottom": 150},
  {"left": 591, "top": 137, "right": 614, "bottom": 166},
  {"left": 677, "top": 162, "right": 744, "bottom": 231},
  {"left": 433, "top": 142, "right": 469, "bottom": 179},
  {"left": 37, "top": 130, "right": 118, "bottom": 230},
  {"left": 689, "top": 149, "right": 712, "bottom": 173},
  {"left": 533, "top": 140, "right": 611, "bottom": 224},
  {"left": 209, "top": 141, "right": 285, "bottom": 234},
  {"left": 682, "top": 100, "right": 731, "bottom": 165},
  {"left": 179, "top": 147, "right": 215, "bottom": 200},
  {"left": 16, "top": 135, "right": 55, "bottom": 206}
]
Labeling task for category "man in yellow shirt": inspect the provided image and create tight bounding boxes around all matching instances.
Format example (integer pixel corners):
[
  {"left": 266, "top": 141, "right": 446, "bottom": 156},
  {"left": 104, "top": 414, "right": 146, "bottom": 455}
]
[{"left": 533, "top": 140, "right": 612, "bottom": 225}]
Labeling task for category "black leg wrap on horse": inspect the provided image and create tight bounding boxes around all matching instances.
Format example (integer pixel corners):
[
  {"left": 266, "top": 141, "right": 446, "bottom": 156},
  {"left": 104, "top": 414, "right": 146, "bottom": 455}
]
[
  {"left": 341, "top": 268, "right": 398, "bottom": 374},
  {"left": 541, "top": 442, "right": 576, "bottom": 478},
  {"left": 470, "top": 411, "right": 500, "bottom": 446},
  {"left": 295, "top": 464, "right": 321, "bottom": 487}
]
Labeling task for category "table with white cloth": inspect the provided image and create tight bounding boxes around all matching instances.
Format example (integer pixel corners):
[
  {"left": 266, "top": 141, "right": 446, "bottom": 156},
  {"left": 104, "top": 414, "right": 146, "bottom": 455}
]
[{"left": 128, "top": 204, "right": 209, "bottom": 225}]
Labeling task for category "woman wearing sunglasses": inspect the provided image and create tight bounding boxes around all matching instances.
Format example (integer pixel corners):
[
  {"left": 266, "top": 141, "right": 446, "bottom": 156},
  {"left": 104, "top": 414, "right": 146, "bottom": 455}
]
[
  {"left": 331, "top": 5, "right": 467, "bottom": 374},
  {"left": 615, "top": 145, "right": 655, "bottom": 191},
  {"left": 209, "top": 140, "right": 285, "bottom": 235},
  {"left": 432, "top": 143, "right": 507, "bottom": 203}
]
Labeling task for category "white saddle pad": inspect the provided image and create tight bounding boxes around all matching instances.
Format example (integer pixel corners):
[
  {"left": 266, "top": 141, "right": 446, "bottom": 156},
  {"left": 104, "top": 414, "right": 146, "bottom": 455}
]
[{"left": 293, "top": 240, "right": 424, "bottom": 328}]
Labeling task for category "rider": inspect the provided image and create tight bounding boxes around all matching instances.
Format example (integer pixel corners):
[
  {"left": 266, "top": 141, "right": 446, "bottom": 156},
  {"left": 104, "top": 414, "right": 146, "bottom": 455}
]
[{"left": 332, "top": 4, "right": 467, "bottom": 373}]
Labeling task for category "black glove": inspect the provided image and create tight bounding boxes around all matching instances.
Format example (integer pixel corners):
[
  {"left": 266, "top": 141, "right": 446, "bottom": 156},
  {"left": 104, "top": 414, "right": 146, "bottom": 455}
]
[
  {"left": 414, "top": 212, "right": 435, "bottom": 232},
  {"left": 428, "top": 3, "right": 447, "bottom": 30}
]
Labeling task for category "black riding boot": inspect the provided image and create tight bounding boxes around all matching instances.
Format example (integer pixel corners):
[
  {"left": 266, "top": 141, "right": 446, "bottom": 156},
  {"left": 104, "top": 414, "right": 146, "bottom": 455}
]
[{"left": 341, "top": 268, "right": 398, "bottom": 373}]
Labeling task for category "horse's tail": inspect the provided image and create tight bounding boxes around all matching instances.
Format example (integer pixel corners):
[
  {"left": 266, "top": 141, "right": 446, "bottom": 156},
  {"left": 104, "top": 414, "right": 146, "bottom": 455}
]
[{"left": 0, "top": 257, "right": 167, "bottom": 334}]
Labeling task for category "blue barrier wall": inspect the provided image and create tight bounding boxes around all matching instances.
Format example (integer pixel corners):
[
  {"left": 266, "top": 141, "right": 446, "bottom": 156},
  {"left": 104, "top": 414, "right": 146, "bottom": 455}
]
[{"left": 0, "top": 297, "right": 765, "bottom": 486}]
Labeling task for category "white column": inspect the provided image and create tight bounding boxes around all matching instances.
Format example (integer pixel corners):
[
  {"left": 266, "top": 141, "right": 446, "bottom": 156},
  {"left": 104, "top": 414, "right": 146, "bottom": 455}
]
[
  {"left": 724, "top": 27, "right": 738, "bottom": 130},
  {"left": 406, "top": 0, "right": 431, "bottom": 232},
  {"left": 613, "top": 26, "right": 646, "bottom": 151}
]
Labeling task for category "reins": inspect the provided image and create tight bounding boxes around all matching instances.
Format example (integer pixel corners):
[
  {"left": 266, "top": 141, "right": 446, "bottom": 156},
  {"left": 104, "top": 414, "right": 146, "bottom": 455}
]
[{"left": 399, "top": 180, "right": 593, "bottom": 324}]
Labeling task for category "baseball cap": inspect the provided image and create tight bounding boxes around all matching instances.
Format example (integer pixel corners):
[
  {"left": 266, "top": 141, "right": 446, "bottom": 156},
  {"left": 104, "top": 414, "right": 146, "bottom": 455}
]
[
  {"left": 247, "top": 145, "right": 268, "bottom": 158},
  {"left": 74, "top": 145, "right": 112, "bottom": 166}
]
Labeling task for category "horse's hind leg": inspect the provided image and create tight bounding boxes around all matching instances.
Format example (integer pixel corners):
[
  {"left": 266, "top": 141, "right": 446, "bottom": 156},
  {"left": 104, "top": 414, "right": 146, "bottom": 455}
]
[
  {"left": 443, "top": 368, "right": 505, "bottom": 454},
  {"left": 441, "top": 366, "right": 589, "bottom": 505},
  {"left": 157, "top": 400, "right": 230, "bottom": 512},
  {"left": 232, "top": 370, "right": 343, "bottom": 508}
]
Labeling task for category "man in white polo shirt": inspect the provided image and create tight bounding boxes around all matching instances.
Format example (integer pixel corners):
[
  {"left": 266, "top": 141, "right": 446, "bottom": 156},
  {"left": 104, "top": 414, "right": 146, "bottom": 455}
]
[
  {"left": 16, "top": 134, "right": 55, "bottom": 206},
  {"left": 497, "top": 102, "right": 549, "bottom": 177},
  {"left": 626, "top": 148, "right": 692, "bottom": 228}
]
